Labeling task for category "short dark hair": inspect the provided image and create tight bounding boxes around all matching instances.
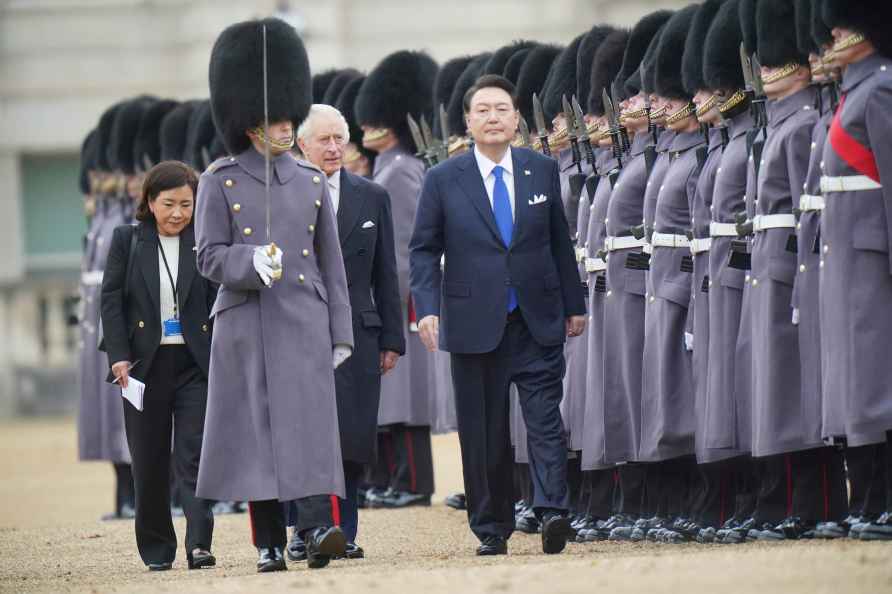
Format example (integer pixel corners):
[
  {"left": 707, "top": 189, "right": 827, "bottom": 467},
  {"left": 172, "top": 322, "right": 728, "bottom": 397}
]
[
  {"left": 463, "top": 74, "right": 518, "bottom": 114},
  {"left": 135, "top": 160, "right": 199, "bottom": 222}
]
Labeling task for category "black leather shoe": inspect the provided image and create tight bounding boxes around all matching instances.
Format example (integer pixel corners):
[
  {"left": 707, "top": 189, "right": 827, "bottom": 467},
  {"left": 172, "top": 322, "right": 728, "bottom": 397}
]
[
  {"left": 257, "top": 547, "right": 287, "bottom": 573},
  {"left": 187, "top": 548, "right": 216, "bottom": 569},
  {"left": 541, "top": 514, "right": 572, "bottom": 554},
  {"left": 343, "top": 542, "right": 365, "bottom": 559},
  {"left": 780, "top": 516, "right": 814, "bottom": 540},
  {"left": 859, "top": 512, "right": 892, "bottom": 541},
  {"left": 286, "top": 530, "right": 307, "bottom": 562},
  {"left": 379, "top": 491, "right": 432, "bottom": 508},
  {"left": 147, "top": 562, "right": 172, "bottom": 571},
  {"left": 515, "top": 508, "right": 541, "bottom": 534},
  {"left": 476, "top": 536, "right": 508, "bottom": 556},
  {"left": 445, "top": 492, "right": 467, "bottom": 510},
  {"left": 306, "top": 526, "right": 347, "bottom": 569},
  {"left": 363, "top": 487, "right": 392, "bottom": 508}
]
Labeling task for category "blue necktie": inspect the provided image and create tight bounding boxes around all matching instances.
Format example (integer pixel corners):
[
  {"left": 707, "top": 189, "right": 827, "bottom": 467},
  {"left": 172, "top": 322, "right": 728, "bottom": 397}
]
[{"left": 492, "top": 165, "right": 517, "bottom": 312}]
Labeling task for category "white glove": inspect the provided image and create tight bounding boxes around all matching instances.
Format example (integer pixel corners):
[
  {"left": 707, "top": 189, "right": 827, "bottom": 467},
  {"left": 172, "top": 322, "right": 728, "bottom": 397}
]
[
  {"left": 333, "top": 344, "right": 352, "bottom": 369},
  {"left": 268, "top": 244, "right": 284, "bottom": 269},
  {"left": 684, "top": 332, "right": 694, "bottom": 352},
  {"left": 253, "top": 246, "right": 275, "bottom": 287},
  {"left": 792, "top": 308, "right": 800, "bottom": 326}
]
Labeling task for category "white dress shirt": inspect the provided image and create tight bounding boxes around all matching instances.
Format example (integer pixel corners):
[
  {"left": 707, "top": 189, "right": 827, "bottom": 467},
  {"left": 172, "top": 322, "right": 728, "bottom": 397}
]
[
  {"left": 328, "top": 170, "right": 341, "bottom": 214},
  {"left": 158, "top": 233, "right": 185, "bottom": 346},
  {"left": 474, "top": 145, "right": 515, "bottom": 221}
]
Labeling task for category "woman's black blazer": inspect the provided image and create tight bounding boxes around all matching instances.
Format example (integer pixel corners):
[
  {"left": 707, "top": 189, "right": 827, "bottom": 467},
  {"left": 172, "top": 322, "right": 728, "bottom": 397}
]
[{"left": 100, "top": 222, "right": 217, "bottom": 383}]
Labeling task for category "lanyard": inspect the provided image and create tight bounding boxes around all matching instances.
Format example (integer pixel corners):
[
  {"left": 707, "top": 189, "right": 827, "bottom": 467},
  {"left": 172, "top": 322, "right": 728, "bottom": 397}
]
[{"left": 157, "top": 241, "right": 179, "bottom": 319}]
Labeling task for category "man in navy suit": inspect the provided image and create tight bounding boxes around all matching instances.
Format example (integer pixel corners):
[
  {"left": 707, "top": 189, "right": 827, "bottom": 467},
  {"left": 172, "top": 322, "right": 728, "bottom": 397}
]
[{"left": 409, "top": 75, "right": 586, "bottom": 556}]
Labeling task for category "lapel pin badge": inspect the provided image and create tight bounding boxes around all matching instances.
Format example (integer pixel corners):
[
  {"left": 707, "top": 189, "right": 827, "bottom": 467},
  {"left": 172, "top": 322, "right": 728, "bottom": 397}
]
[{"left": 524, "top": 169, "right": 531, "bottom": 176}]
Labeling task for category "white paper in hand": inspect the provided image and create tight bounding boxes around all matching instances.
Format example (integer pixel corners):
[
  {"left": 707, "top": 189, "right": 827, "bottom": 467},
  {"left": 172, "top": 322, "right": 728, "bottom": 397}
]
[{"left": 121, "top": 377, "right": 146, "bottom": 412}]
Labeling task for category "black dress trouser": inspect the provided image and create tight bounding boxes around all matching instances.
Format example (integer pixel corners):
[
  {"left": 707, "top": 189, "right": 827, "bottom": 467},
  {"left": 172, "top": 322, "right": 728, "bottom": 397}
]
[
  {"left": 253, "top": 495, "right": 333, "bottom": 549},
  {"left": 450, "top": 312, "right": 569, "bottom": 541},
  {"left": 388, "top": 424, "right": 435, "bottom": 495},
  {"left": 122, "top": 345, "right": 213, "bottom": 565}
]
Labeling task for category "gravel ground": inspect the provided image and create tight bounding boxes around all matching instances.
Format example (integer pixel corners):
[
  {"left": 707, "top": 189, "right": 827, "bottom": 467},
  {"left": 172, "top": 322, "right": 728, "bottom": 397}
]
[{"left": 1, "top": 418, "right": 891, "bottom": 594}]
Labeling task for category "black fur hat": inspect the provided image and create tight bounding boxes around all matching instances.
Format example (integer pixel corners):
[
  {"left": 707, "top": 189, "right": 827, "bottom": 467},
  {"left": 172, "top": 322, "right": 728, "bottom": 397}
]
[
  {"left": 588, "top": 29, "right": 629, "bottom": 115},
  {"left": 108, "top": 97, "right": 153, "bottom": 174},
  {"left": 543, "top": 33, "right": 585, "bottom": 121},
  {"left": 160, "top": 101, "right": 197, "bottom": 162},
  {"left": 740, "top": 0, "right": 758, "bottom": 55},
  {"left": 208, "top": 134, "right": 228, "bottom": 162},
  {"left": 79, "top": 130, "right": 97, "bottom": 194},
  {"left": 757, "top": 0, "right": 809, "bottom": 68},
  {"left": 504, "top": 47, "right": 534, "bottom": 84},
  {"left": 822, "top": 0, "right": 892, "bottom": 59},
  {"left": 485, "top": 40, "right": 538, "bottom": 76},
  {"left": 577, "top": 25, "right": 615, "bottom": 110},
  {"left": 705, "top": 0, "right": 746, "bottom": 91},
  {"left": 434, "top": 55, "right": 475, "bottom": 137},
  {"left": 656, "top": 5, "right": 699, "bottom": 100},
  {"left": 810, "top": 0, "right": 833, "bottom": 49},
  {"left": 184, "top": 101, "right": 217, "bottom": 170},
  {"left": 795, "top": 0, "right": 818, "bottom": 56},
  {"left": 95, "top": 102, "right": 123, "bottom": 172},
  {"left": 323, "top": 69, "right": 361, "bottom": 106},
  {"left": 208, "top": 18, "right": 312, "bottom": 155},
  {"left": 683, "top": 0, "right": 724, "bottom": 96},
  {"left": 312, "top": 69, "right": 339, "bottom": 104},
  {"left": 631, "top": 26, "right": 664, "bottom": 96},
  {"left": 446, "top": 53, "right": 490, "bottom": 137},
  {"left": 516, "top": 45, "right": 562, "bottom": 127},
  {"left": 336, "top": 75, "right": 367, "bottom": 147},
  {"left": 355, "top": 50, "right": 439, "bottom": 151},
  {"left": 618, "top": 10, "right": 674, "bottom": 100},
  {"left": 133, "top": 99, "right": 178, "bottom": 172}
]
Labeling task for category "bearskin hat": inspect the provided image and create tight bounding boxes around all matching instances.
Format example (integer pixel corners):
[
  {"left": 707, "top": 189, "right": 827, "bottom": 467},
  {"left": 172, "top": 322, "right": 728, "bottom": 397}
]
[
  {"left": 355, "top": 50, "right": 439, "bottom": 151},
  {"left": 577, "top": 25, "right": 615, "bottom": 111},
  {"left": 655, "top": 4, "right": 700, "bottom": 100},
  {"left": 795, "top": 0, "right": 818, "bottom": 56},
  {"left": 705, "top": 0, "right": 746, "bottom": 91},
  {"left": 108, "top": 97, "right": 153, "bottom": 174},
  {"left": 160, "top": 101, "right": 198, "bottom": 162},
  {"left": 446, "top": 53, "right": 491, "bottom": 137},
  {"left": 822, "top": 0, "right": 892, "bottom": 59},
  {"left": 484, "top": 41, "right": 538, "bottom": 76},
  {"left": 588, "top": 29, "right": 629, "bottom": 115},
  {"left": 184, "top": 101, "right": 217, "bottom": 170},
  {"left": 683, "top": 0, "right": 724, "bottom": 96},
  {"left": 810, "top": 0, "right": 833, "bottom": 49},
  {"left": 618, "top": 10, "right": 674, "bottom": 100},
  {"left": 504, "top": 47, "right": 534, "bottom": 85},
  {"left": 312, "top": 69, "right": 339, "bottom": 104},
  {"left": 516, "top": 45, "right": 562, "bottom": 126},
  {"left": 79, "top": 130, "right": 97, "bottom": 194},
  {"left": 336, "top": 75, "right": 369, "bottom": 150},
  {"left": 133, "top": 99, "right": 178, "bottom": 172},
  {"left": 433, "top": 55, "right": 475, "bottom": 137},
  {"left": 209, "top": 18, "right": 312, "bottom": 155},
  {"left": 95, "top": 102, "right": 123, "bottom": 172},
  {"left": 323, "top": 69, "right": 362, "bottom": 106},
  {"left": 757, "top": 0, "right": 809, "bottom": 68},
  {"left": 631, "top": 25, "right": 665, "bottom": 96},
  {"left": 740, "top": 0, "right": 758, "bottom": 56},
  {"left": 543, "top": 33, "right": 585, "bottom": 121}
]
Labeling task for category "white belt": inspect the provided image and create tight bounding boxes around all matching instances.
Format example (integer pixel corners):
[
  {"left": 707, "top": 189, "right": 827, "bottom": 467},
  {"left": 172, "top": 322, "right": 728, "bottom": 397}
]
[
  {"left": 81, "top": 270, "right": 104, "bottom": 286},
  {"left": 575, "top": 246, "right": 586, "bottom": 262},
  {"left": 585, "top": 257, "right": 607, "bottom": 273},
  {"left": 690, "top": 237, "right": 712, "bottom": 254},
  {"left": 604, "top": 235, "right": 647, "bottom": 252},
  {"left": 709, "top": 222, "right": 738, "bottom": 237},
  {"left": 798, "top": 194, "right": 825, "bottom": 212},
  {"left": 643, "top": 243, "right": 653, "bottom": 255},
  {"left": 651, "top": 232, "right": 691, "bottom": 248},
  {"left": 752, "top": 214, "right": 796, "bottom": 232},
  {"left": 820, "top": 175, "right": 882, "bottom": 193}
]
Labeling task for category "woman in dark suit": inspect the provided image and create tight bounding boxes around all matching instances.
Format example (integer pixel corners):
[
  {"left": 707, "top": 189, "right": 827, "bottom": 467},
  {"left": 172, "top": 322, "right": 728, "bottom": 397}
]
[{"left": 101, "top": 160, "right": 217, "bottom": 571}]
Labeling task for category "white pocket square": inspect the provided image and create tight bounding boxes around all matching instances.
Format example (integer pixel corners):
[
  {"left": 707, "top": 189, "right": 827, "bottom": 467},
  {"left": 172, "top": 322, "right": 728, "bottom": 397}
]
[
  {"left": 528, "top": 194, "right": 548, "bottom": 205},
  {"left": 361, "top": 220, "right": 375, "bottom": 229}
]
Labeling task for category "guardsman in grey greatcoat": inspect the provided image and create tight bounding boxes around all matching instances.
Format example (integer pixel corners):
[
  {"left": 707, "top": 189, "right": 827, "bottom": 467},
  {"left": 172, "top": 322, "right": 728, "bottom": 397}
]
[
  {"left": 195, "top": 18, "right": 353, "bottom": 572},
  {"left": 355, "top": 50, "right": 440, "bottom": 508},
  {"left": 818, "top": 0, "right": 892, "bottom": 540}
]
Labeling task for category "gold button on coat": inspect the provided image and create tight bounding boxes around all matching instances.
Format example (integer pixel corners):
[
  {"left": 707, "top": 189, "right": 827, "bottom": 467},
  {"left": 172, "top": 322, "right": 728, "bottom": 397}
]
[
  {"left": 298, "top": 274, "right": 305, "bottom": 283},
  {"left": 302, "top": 249, "right": 309, "bottom": 257},
  {"left": 244, "top": 227, "right": 252, "bottom": 236},
  {"left": 315, "top": 199, "right": 322, "bottom": 208},
  {"left": 233, "top": 203, "right": 241, "bottom": 212},
  {"left": 308, "top": 224, "right": 315, "bottom": 233},
  {"left": 313, "top": 176, "right": 321, "bottom": 184},
  {"left": 799, "top": 264, "right": 806, "bottom": 272},
  {"left": 201, "top": 324, "right": 208, "bottom": 332},
  {"left": 138, "top": 321, "right": 145, "bottom": 328},
  {"left": 224, "top": 179, "right": 234, "bottom": 187}
]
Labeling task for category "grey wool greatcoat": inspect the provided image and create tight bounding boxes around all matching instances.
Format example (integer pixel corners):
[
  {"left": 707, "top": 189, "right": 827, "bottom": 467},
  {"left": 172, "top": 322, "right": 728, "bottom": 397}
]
[
  {"left": 819, "top": 53, "right": 892, "bottom": 442},
  {"left": 334, "top": 169, "right": 405, "bottom": 463},
  {"left": 690, "top": 128, "right": 735, "bottom": 464},
  {"left": 78, "top": 196, "right": 132, "bottom": 464},
  {"left": 561, "top": 152, "right": 594, "bottom": 451},
  {"left": 749, "top": 86, "right": 823, "bottom": 457},
  {"left": 373, "top": 146, "right": 444, "bottom": 428},
  {"left": 602, "top": 133, "right": 652, "bottom": 464},
  {"left": 194, "top": 148, "right": 353, "bottom": 502},
  {"left": 580, "top": 151, "right": 619, "bottom": 471},
  {"left": 639, "top": 131, "right": 703, "bottom": 463},
  {"left": 704, "top": 110, "right": 754, "bottom": 453}
]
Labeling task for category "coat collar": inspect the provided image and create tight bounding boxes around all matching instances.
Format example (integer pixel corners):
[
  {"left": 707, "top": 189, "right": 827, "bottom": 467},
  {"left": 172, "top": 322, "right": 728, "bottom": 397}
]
[
  {"left": 728, "top": 110, "right": 755, "bottom": 140},
  {"left": 235, "top": 146, "right": 300, "bottom": 185},
  {"left": 336, "top": 168, "right": 367, "bottom": 246},
  {"left": 372, "top": 145, "right": 412, "bottom": 176},
  {"left": 841, "top": 52, "right": 890, "bottom": 93},
  {"left": 767, "top": 86, "right": 816, "bottom": 130},
  {"left": 669, "top": 130, "right": 705, "bottom": 153}
]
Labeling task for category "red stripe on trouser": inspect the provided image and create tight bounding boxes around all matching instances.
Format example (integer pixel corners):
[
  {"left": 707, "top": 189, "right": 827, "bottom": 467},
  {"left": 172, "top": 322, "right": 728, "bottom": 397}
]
[
  {"left": 613, "top": 470, "right": 619, "bottom": 485},
  {"left": 829, "top": 95, "right": 880, "bottom": 182},
  {"left": 405, "top": 430, "right": 418, "bottom": 492},
  {"left": 822, "top": 461, "right": 830, "bottom": 521},
  {"left": 248, "top": 502, "right": 258, "bottom": 547},
  {"left": 786, "top": 454, "right": 793, "bottom": 517},
  {"left": 330, "top": 495, "right": 341, "bottom": 527}
]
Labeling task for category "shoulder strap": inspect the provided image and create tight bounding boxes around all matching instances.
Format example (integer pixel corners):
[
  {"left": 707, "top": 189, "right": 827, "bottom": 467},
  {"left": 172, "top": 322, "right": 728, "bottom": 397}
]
[{"left": 123, "top": 224, "right": 138, "bottom": 302}]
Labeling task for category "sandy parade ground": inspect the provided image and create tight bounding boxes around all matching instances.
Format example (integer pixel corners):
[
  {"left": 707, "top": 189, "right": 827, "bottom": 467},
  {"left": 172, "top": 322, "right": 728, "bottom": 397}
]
[{"left": 1, "top": 418, "right": 891, "bottom": 594}]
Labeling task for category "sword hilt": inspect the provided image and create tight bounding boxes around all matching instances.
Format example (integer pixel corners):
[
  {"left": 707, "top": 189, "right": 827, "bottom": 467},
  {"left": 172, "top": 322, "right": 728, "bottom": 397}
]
[
  {"left": 538, "top": 135, "right": 551, "bottom": 157},
  {"left": 267, "top": 242, "right": 282, "bottom": 281}
]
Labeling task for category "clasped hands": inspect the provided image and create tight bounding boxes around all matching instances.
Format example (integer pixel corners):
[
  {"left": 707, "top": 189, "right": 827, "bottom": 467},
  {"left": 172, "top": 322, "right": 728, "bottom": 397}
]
[{"left": 253, "top": 244, "right": 283, "bottom": 287}]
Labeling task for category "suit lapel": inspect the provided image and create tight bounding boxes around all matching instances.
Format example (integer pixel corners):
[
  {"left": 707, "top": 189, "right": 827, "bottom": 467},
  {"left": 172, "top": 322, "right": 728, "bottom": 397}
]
[
  {"left": 456, "top": 151, "right": 503, "bottom": 244},
  {"left": 137, "top": 224, "right": 160, "bottom": 318},
  {"left": 336, "top": 169, "right": 366, "bottom": 246},
  {"left": 510, "top": 148, "right": 533, "bottom": 249},
  {"left": 176, "top": 225, "right": 196, "bottom": 309}
]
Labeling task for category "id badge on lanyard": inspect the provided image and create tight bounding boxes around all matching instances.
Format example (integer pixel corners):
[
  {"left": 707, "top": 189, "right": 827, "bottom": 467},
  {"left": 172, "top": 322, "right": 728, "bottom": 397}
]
[
  {"left": 163, "top": 317, "right": 182, "bottom": 338},
  {"left": 159, "top": 241, "right": 182, "bottom": 338}
]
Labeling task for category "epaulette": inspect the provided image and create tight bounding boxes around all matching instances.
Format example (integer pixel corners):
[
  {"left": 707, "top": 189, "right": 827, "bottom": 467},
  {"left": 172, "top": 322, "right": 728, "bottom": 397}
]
[{"left": 205, "top": 155, "right": 238, "bottom": 175}]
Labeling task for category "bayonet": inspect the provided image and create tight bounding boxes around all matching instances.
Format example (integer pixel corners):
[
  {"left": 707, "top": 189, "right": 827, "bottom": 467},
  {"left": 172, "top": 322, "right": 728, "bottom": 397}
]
[
  {"left": 532, "top": 92, "right": 552, "bottom": 156},
  {"left": 610, "top": 83, "right": 631, "bottom": 153},
  {"left": 518, "top": 116, "right": 532, "bottom": 148},
  {"left": 562, "top": 95, "right": 583, "bottom": 173},
  {"left": 406, "top": 114, "right": 431, "bottom": 168},
  {"left": 602, "top": 88, "right": 623, "bottom": 168},
  {"left": 420, "top": 115, "right": 440, "bottom": 165},
  {"left": 740, "top": 43, "right": 754, "bottom": 93},
  {"left": 571, "top": 96, "right": 596, "bottom": 170},
  {"left": 439, "top": 103, "right": 450, "bottom": 147}
]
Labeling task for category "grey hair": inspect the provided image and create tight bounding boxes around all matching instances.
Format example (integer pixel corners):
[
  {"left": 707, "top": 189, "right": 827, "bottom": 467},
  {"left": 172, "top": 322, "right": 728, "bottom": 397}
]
[{"left": 296, "top": 103, "right": 350, "bottom": 143}]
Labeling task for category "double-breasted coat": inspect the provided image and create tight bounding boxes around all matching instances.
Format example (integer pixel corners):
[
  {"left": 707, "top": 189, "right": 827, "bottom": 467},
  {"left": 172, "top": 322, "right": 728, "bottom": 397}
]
[
  {"left": 704, "top": 110, "right": 754, "bottom": 453},
  {"left": 749, "top": 86, "right": 823, "bottom": 457},
  {"left": 819, "top": 52, "right": 892, "bottom": 442},
  {"left": 334, "top": 169, "right": 405, "bottom": 464},
  {"left": 194, "top": 148, "right": 353, "bottom": 502},
  {"left": 639, "top": 130, "right": 703, "bottom": 463},
  {"left": 78, "top": 196, "right": 132, "bottom": 464}
]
